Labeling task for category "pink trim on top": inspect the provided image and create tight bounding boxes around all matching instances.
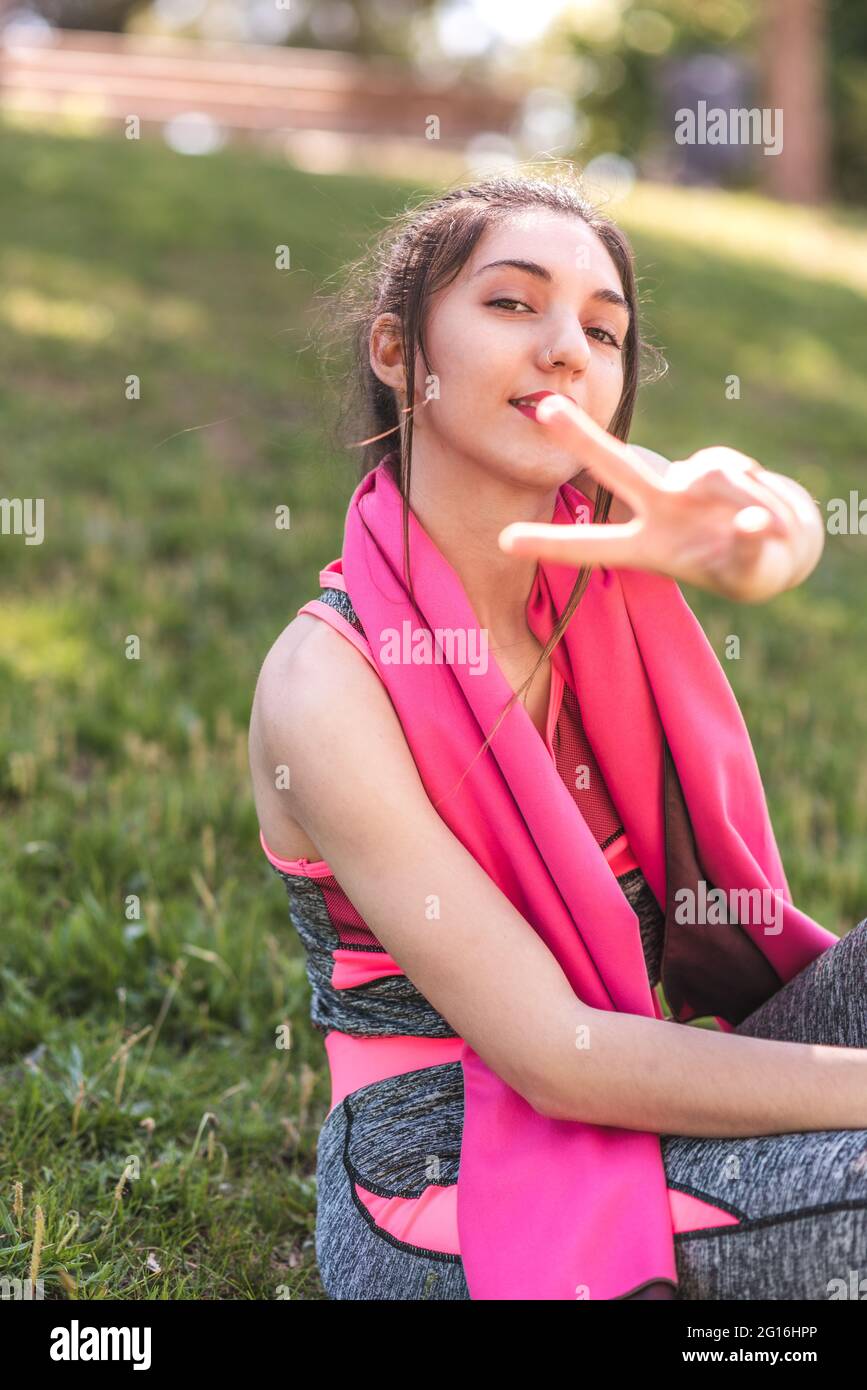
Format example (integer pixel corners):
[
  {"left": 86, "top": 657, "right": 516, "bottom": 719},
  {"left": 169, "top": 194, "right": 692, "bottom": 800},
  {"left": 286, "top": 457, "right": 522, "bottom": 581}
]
[
  {"left": 331, "top": 948, "right": 405, "bottom": 990},
  {"left": 295, "top": 599, "right": 377, "bottom": 673},
  {"left": 318, "top": 562, "right": 346, "bottom": 592},
  {"left": 259, "top": 826, "right": 333, "bottom": 878}
]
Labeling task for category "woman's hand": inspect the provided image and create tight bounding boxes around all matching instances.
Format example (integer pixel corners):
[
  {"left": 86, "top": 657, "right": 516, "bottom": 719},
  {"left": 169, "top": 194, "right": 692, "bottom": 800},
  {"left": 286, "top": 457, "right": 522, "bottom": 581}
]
[{"left": 498, "top": 395, "right": 825, "bottom": 603}]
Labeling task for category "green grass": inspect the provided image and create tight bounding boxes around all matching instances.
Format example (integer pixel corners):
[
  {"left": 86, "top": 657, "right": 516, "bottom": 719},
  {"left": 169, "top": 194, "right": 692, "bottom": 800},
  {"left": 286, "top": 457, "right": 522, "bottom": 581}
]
[{"left": 1, "top": 125, "right": 865, "bottom": 1299}]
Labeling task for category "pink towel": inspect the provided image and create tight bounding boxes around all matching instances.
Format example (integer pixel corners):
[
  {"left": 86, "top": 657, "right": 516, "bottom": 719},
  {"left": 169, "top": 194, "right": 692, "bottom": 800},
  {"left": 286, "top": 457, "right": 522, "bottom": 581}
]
[{"left": 338, "top": 452, "right": 837, "bottom": 1300}]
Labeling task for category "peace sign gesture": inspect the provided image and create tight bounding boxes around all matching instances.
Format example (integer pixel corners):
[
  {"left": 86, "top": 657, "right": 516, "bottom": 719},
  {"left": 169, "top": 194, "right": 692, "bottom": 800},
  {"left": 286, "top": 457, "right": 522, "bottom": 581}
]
[{"left": 498, "top": 395, "right": 822, "bottom": 603}]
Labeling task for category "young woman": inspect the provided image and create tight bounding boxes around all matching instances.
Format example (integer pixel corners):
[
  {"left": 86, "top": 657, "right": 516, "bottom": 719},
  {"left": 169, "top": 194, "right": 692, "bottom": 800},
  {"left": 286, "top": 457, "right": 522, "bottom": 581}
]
[{"left": 248, "top": 172, "right": 867, "bottom": 1301}]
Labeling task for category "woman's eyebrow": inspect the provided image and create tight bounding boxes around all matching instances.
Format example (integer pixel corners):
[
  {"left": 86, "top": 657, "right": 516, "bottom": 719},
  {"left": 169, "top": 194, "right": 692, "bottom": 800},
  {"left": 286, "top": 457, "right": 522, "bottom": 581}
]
[
  {"left": 471, "top": 259, "right": 630, "bottom": 314},
  {"left": 471, "top": 257, "right": 553, "bottom": 282},
  {"left": 589, "top": 287, "right": 632, "bottom": 316}
]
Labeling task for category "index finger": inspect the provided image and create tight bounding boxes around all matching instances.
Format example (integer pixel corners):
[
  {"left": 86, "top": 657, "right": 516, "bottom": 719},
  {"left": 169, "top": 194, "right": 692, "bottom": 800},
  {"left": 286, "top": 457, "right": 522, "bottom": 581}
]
[{"left": 535, "top": 395, "right": 662, "bottom": 512}]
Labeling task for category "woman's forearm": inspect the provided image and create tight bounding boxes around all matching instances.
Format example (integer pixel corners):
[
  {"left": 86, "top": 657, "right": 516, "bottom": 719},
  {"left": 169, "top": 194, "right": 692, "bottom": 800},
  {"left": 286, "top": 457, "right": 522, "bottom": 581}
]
[{"left": 541, "top": 1002, "right": 867, "bottom": 1137}]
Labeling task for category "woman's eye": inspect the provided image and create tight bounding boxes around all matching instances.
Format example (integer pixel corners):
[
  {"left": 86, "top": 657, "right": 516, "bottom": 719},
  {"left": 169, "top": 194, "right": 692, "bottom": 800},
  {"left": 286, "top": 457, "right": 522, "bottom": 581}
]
[
  {"left": 487, "top": 298, "right": 533, "bottom": 312},
  {"left": 586, "top": 326, "right": 622, "bottom": 349}
]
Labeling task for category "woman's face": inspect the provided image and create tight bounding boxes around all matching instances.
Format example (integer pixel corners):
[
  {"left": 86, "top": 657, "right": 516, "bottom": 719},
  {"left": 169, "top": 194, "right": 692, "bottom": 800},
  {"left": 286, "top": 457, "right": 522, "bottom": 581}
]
[{"left": 401, "top": 209, "right": 631, "bottom": 492}]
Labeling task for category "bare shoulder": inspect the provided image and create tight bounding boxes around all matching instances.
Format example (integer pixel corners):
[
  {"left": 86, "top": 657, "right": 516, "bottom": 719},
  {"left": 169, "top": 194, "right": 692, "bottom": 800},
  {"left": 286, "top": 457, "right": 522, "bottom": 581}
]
[
  {"left": 248, "top": 615, "right": 332, "bottom": 859},
  {"left": 248, "top": 611, "right": 424, "bottom": 861},
  {"left": 251, "top": 613, "right": 334, "bottom": 738},
  {"left": 250, "top": 611, "right": 384, "bottom": 752}
]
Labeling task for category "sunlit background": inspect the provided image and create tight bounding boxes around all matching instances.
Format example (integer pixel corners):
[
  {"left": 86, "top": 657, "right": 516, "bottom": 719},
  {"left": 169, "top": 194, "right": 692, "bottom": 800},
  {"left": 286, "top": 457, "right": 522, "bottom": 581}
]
[{"left": 2, "top": 0, "right": 864, "bottom": 200}]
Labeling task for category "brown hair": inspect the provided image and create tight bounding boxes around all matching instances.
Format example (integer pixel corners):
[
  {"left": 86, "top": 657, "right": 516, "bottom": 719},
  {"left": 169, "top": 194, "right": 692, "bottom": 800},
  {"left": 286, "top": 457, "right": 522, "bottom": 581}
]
[{"left": 317, "top": 165, "right": 665, "bottom": 799}]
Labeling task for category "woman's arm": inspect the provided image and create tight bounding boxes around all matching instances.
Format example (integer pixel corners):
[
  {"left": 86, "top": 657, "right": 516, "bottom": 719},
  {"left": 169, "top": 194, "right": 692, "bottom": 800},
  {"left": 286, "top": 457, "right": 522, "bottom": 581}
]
[
  {"left": 541, "top": 1007, "right": 867, "bottom": 1136},
  {"left": 252, "top": 620, "right": 867, "bottom": 1139}
]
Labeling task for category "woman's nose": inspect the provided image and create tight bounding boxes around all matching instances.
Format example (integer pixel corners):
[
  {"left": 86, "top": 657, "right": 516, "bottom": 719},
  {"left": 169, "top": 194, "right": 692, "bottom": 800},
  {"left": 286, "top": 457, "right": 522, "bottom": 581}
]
[{"left": 540, "top": 326, "right": 591, "bottom": 374}]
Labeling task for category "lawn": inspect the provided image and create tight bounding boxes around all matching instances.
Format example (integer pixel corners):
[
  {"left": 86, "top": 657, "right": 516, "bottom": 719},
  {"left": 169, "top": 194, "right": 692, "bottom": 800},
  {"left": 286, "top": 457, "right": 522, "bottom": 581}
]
[{"left": 0, "top": 124, "right": 865, "bottom": 1299}]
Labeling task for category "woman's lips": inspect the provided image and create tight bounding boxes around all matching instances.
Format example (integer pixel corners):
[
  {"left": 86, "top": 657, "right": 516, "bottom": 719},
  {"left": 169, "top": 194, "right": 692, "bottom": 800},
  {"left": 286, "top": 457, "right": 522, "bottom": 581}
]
[{"left": 508, "top": 390, "right": 559, "bottom": 420}]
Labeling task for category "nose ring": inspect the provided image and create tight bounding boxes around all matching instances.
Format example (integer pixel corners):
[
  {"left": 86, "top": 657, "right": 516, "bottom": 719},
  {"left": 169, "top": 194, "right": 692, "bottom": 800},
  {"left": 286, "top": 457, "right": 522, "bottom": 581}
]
[{"left": 545, "top": 347, "right": 557, "bottom": 366}]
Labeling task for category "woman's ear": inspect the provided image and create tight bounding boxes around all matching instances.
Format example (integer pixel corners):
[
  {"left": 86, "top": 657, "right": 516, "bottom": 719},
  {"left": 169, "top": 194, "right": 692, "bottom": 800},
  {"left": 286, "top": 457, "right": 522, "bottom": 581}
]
[{"left": 369, "top": 313, "right": 406, "bottom": 395}]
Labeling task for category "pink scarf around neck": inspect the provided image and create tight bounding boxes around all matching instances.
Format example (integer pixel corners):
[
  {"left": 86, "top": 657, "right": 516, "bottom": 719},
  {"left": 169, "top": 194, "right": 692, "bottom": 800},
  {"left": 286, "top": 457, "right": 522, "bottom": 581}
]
[{"left": 337, "top": 452, "right": 837, "bottom": 1300}]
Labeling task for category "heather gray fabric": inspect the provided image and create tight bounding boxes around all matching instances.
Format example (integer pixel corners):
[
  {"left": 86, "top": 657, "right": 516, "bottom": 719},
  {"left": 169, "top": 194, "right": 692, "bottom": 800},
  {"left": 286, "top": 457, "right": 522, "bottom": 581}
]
[
  {"left": 662, "top": 913, "right": 867, "bottom": 1300},
  {"left": 316, "top": 584, "right": 366, "bottom": 633},
  {"left": 314, "top": 920, "right": 867, "bottom": 1300},
  {"left": 617, "top": 865, "right": 665, "bottom": 988},
  {"left": 274, "top": 871, "right": 459, "bottom": 1039}
]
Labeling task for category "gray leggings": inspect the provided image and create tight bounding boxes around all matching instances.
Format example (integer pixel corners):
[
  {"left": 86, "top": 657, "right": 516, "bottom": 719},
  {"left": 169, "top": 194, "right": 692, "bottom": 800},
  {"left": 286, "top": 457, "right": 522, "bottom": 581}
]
[{"left": 315, "top": 919, "right": 867, "bottom": 1300}]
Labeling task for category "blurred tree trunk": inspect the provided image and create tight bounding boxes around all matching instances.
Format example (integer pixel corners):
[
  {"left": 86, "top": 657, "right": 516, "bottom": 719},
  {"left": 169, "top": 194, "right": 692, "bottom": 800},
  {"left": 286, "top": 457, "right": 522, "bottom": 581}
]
[{"left": 760, "top": 0, "right": 830, "bottom": 204}]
